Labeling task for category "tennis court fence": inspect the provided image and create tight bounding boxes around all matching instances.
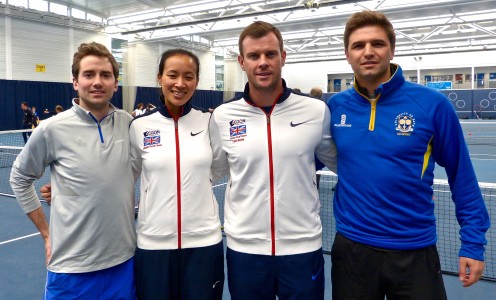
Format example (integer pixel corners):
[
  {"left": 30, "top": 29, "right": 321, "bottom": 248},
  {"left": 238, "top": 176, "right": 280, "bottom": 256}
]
[{"left": 1, "top": 128, "right": 495, "bottom": 281}]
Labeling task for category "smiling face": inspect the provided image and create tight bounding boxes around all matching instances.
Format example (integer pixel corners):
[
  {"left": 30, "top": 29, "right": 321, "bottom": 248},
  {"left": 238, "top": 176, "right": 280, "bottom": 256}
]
[
  {"left": 157, "top": 53, "right": 199, "bottom": 116},
  {"left": 346, "top": 25, "right": 395, "bottom": 92},
  {"left": 238, "top": 32, "right": 286, "bottom": 104},
  {"left": 72, "top": 55, "right": 117, "bottom": 114}
]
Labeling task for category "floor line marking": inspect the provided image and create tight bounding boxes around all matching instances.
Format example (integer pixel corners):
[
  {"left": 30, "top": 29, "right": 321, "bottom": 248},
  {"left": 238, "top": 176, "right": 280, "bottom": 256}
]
[{"left": 0, "top": 232, "right": 40, "bottom": 245}]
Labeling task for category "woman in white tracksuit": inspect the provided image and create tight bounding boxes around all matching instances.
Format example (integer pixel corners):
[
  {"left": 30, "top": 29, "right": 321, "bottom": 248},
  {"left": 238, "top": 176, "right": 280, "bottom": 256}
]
[{"left": 130, "top": 49, "right": 225, "bottom": 300}]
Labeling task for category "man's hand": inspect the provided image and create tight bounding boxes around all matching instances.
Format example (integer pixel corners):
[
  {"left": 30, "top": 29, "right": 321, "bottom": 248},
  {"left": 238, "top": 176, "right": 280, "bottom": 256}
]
[
  {"left": 44, "top": 236, "right": 52, "bottom": 266},
  {"left": 40, "top": 184, "right": 52, "bottom": 205},
  {"left": 459, "top": 257, "right": 485, "bottom": 287}
]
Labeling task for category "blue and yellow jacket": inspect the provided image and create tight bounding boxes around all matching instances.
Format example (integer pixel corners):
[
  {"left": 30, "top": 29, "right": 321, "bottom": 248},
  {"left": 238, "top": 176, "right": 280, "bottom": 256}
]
[{"left": 327, "top": 64, "right": 490, "bottom": 260}]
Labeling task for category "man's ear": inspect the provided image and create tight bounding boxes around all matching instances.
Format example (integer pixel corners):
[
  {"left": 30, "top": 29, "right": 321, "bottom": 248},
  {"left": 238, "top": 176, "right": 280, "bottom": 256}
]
[
  {"left": 345, "top": 50, "right": 351, "bottom": 64},
  {"left": 238, "top": 55, "right": 245, "bottom": 71},
  {"left": 72, "top": 77, "right": 78, "bottom": 91}
]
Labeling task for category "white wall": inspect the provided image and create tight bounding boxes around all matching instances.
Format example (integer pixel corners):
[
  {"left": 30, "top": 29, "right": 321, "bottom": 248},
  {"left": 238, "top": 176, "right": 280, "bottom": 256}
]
[
  {"left": 0, "top": 15, "right": 5, "bottom": 79},
  {"left": 0, "top": 16, "right": 112, "bottom": 83},
  {"left": 224, "top": 59, "right": 246, "bottom": 94}
]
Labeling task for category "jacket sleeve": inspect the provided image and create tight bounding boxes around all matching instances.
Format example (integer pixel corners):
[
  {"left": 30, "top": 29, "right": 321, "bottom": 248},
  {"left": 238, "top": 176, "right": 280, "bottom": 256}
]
[
  {"left": 129, "top": 123, "right": 143, "bottom": 182},
  {"left": 209, "top": 111, "right": 229, "bottom": 183},
  {"left": 315, "top": 104, "right": 337, "bottom": 174},
  {"left": 431, "top": 95, "right": 490, "bottom": 261},
  {"left": 9, "top": 125, "right": 51, "bottom": 213}
]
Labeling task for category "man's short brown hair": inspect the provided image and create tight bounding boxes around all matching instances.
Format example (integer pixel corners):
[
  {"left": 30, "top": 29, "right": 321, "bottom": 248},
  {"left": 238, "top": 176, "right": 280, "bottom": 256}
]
[
  {"left": 344, "top": 10, "right": 395, "bottom": 51},
  {"left": 238, "top": 21, "right": 284, "bottom": 57},
  {"left": 72, "top": 42, "right": 119, "bottom": 80}
]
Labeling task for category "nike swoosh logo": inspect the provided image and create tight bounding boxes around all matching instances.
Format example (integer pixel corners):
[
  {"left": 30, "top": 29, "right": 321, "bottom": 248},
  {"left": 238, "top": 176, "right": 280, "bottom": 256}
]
[
  {"left": 212, "top": 280, "right": 221, "bottom": 288},
  {"left": 311, "top": 265, "right": 324, "bottom": 280},
  {"left": 191, "top": 130, "right": 204, "bottom": 136},
  {"left": 290, "top": 121, "right": 309, "bottom": 127}
]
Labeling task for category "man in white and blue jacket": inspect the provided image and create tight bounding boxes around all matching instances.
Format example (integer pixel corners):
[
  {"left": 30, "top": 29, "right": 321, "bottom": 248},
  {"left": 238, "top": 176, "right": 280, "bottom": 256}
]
[
  {"left": 327, "top": 10, "right": 490, "bottom": 300},
  {"left": 210, "top": 21, "right": 337, "bottom": 300}
]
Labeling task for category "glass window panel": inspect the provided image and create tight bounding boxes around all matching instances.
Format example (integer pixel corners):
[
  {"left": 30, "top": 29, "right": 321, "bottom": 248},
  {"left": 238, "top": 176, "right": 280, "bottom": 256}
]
[
  {"left": 49, "top": 2, "right": 67, "bottom": 16},
  {"left": 71, "top": 8, "right": 86, "bottom": 19},
  {"left": 29, "top": 0, "right": 48, "bottom": 11},
  {"left": 9, "top": 0, "right": 28, "bottom": 8}
]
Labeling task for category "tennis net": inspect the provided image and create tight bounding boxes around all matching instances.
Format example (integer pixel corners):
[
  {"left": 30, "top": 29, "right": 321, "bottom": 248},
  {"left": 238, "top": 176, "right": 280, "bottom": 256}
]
[
  {"left": 0, "top": 129, "right": 32, "bottom": 148},
  {"left": 213, "top": 172, "right": 496, "bottom": 281},
  {"left": 1, "top": 124, "right": 495, "bottom": 281}
]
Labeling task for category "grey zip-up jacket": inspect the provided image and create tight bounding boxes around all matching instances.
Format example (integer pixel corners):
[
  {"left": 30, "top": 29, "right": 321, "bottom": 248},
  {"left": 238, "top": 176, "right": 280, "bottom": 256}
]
[{"left": 10, "top": 99, "right": 137, "bottom": 273}]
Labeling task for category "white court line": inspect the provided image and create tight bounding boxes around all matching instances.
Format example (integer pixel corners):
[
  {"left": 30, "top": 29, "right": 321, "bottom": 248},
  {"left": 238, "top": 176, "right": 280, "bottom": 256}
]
[
  {"left": 471, "top": 158, "right": 496, "bottom": 161},
  {"left": 0, "top": 232, "right": 40, "bottom": 245}
]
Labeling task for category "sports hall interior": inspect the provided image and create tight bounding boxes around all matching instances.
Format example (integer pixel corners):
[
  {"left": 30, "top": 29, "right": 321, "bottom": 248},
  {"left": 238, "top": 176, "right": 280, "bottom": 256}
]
[{"left": 0, "top": 1, "right": 495, "bottom": 299}]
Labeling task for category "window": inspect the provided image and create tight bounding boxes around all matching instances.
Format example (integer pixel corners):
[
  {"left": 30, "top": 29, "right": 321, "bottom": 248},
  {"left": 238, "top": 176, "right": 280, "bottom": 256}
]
[
  {"left": 49, "top": 2, "right": 67, "bottom": 16},
  {"left": 8, "top": 0, "right": 28, "bottom": 8},
  {"left": 29, "top": 0, "right": 48, "bottom": 11},
  {"left": 87, "top": 13, "right": 102, "bottom": 23},
  {"left": 71, "top": 8, "right": 86, "bottom": 19}
]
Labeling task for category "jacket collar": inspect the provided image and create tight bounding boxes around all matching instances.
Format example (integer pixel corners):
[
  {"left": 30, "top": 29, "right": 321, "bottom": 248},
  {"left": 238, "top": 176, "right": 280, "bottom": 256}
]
[
  {"left": 156, "top": 95, "right": 193, "bottom": 118},
  {"left": 353, "top": 64, "right": 404, "bottom": 101},
  {"left": 72, "top": 98, "right": 116, "bottom": 124},
  {"left": 243, "top": 78, "right": 292, "bottom": 107}
]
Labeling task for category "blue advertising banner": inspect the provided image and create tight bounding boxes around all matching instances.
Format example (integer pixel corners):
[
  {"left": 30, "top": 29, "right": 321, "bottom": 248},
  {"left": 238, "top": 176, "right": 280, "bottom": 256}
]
[{"left": 426, "top": 81, "right": 452, "bottom": 90}]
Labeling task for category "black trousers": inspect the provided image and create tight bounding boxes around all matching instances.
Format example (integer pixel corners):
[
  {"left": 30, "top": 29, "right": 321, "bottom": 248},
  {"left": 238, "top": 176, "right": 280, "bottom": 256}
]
[
  {"left": 134, "top": 241, "right": 224, "bottom": 300},
  {"left": 22, "top": 124, "right": 31, "bottom": 143},
  {"left": 331, "top": 233, "right": 447, "bottom": 300}
]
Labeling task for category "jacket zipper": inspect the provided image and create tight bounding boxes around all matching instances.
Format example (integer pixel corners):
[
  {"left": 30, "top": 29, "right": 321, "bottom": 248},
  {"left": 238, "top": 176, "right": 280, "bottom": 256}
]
[
  {"left": 369, "top": 101, "right": 377, "bottom": 131},
  {"left": 266, "top": 114, "right": 276, "bottom": 256},
  {"left": 89, "top": 112, "right": 110, "bottom": 143},
  {"left": 174, "top": 119, "right": 182, "bottom": 249}
]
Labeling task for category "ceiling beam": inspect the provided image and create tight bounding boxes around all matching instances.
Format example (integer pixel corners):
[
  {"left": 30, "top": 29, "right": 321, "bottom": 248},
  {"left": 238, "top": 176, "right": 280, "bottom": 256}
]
[{"left": 122, "top": 0, "right": 367, "bottom": 35}]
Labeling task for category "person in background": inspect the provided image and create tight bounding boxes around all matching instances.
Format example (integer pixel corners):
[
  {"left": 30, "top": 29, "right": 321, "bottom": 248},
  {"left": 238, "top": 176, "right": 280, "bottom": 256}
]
[
  {"left": 209, "top": 21, "right": 337, "bottom": 300},
  {"left": 31, "top": 106, "right": 40, "bottom": 128},
  {"left": 43, "top": 105, "right": 64, "bottom": 117},
  {"left": 130, "top": 49, "right": 225, "bottom": 300},
  {"left": 20, "top": 102, "right": 34, "bottom": 143},
  {"left": 292, "top": 88, "right": 301, "bottom": 93},
  {"left": 145, "top": 103, "right": 156, "bottom": 112},
  {"left": 309, "top": 87, "right": 323, "bottom": 100},
  {"left": 10, "top": 42, "right": 137, "bottom": 299},
  {"left": 132, "top": 102, "right": 145, "bottom": 117},
  {"left": 55, "top": 105, "right": 64, "bottom": 114},
  {"left": 327, "top": 10, "right": 490, "bottom": 300}
]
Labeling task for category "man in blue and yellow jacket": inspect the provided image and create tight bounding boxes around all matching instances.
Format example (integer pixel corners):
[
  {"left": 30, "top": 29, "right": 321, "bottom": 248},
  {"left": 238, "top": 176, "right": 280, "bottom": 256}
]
[{"left": 327, "top": 10, "right": 490, "bottom": 300}]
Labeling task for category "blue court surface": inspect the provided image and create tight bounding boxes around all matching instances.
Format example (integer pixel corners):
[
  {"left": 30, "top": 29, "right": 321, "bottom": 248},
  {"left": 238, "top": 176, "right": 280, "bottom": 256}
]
[{"left": 1, "top": 194, "right": 495, "bottom": 299}]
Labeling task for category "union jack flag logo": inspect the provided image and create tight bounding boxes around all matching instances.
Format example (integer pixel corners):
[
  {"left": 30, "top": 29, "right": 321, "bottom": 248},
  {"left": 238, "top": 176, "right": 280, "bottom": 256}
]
[
  {"left": 230, "top": 124, "right": 246, "bottom": 137},
  {"left": 144, "top": 135, "right": 160, "bottom": 146}
]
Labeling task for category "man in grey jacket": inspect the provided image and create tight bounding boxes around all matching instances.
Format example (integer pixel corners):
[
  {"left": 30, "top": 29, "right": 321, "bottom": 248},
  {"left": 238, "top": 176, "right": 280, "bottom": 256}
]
[{"left": 10, "top": 42, "right": 137, "bottom": 299}]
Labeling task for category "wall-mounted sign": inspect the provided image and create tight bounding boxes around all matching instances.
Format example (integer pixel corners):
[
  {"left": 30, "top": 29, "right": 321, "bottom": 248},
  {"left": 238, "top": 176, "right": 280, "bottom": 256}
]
[{"left": 35, "top": 64, "right": 46, "bottom": 72}]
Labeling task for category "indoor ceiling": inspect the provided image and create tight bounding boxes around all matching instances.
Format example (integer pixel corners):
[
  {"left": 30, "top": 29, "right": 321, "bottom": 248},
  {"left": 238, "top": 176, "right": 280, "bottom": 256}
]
[{"left": 12, "top": 0, "right": 496, "bottom": 63}]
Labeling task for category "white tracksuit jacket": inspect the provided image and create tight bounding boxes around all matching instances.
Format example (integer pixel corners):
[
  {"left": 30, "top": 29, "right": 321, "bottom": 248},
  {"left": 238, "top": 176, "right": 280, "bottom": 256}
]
[
  {"left": 209, "top": 81, "right": 337, "bottom": 256},
  {"left": 129, "top": 101, "right": 223, "bottom": 250}
]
